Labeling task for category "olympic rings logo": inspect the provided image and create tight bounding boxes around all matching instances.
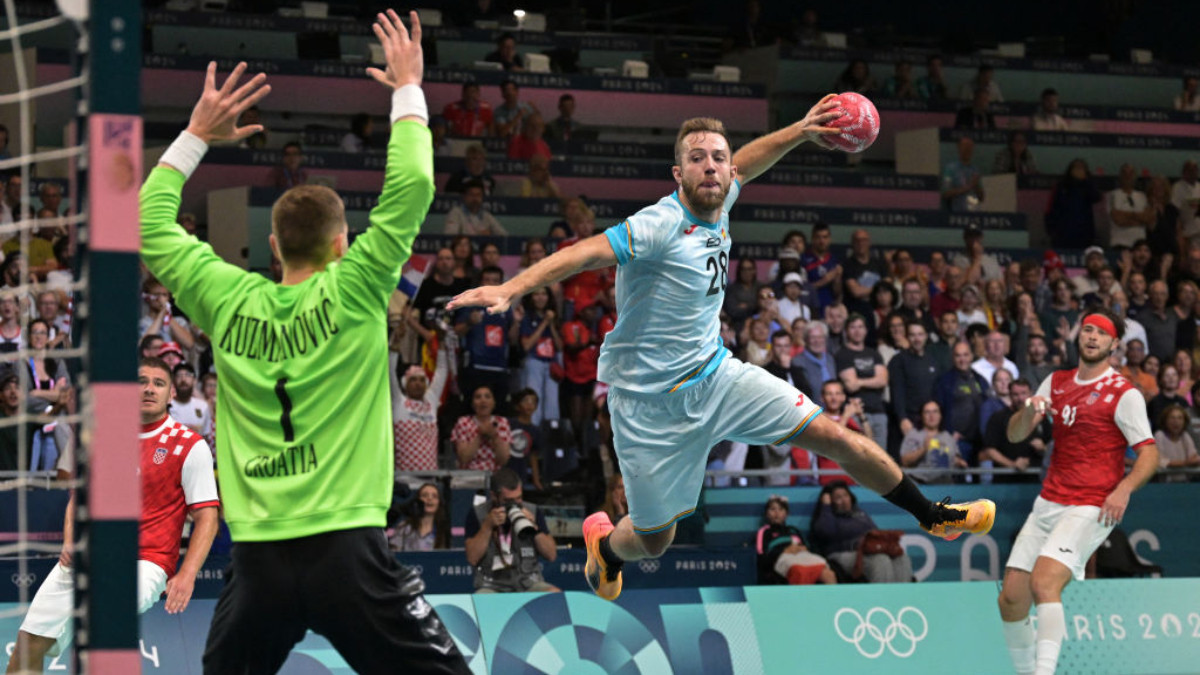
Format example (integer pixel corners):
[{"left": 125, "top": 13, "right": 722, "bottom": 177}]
[
  {"left": 834, "top": 606, "right": 928, "bottom": 658},
  {"left": 10, "top": 573, "right": 36, "bottom": 588},
  {"left": 637, "top": 560, "right": 660, "bottom": 574}
]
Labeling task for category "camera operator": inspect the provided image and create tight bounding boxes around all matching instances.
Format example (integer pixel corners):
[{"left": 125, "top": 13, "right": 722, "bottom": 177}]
[{"left": 464, "top": 468, "right": 560, "bottom": 593}]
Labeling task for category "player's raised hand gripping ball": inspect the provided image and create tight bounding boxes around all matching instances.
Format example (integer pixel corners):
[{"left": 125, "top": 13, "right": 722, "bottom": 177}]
[{"left": 824, "top": 92, "right": 880, "bottom": 153}]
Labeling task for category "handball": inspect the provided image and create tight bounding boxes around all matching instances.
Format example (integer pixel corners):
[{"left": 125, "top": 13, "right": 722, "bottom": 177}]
[{"left": 823, "top": 92, "right": 880, "bottom": 153}]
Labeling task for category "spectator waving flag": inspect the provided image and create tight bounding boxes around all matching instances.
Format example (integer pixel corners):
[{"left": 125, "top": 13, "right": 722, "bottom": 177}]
[{"left": 397, "top": 254, "right": 430, "bottom": 297}]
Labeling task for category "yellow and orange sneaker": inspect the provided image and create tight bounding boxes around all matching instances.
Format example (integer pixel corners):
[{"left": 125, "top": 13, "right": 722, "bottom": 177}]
[
  {"left": 583, "top": 512, "right": 623, "bottom": 601},
  {"left": 921, "top": 498, "right": 996, "bottom": 541}
]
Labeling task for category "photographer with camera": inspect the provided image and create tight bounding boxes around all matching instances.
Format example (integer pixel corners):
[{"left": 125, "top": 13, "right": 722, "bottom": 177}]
[{"left": 464, "top": 468, "right": 559, "bottom": 593}]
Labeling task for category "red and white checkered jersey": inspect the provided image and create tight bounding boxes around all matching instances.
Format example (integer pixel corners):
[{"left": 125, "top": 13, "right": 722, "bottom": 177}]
[
  {"left": 450, "top": 415, "right": 512, "bottom": 471},
  {"left": 390, "top": 350, "right": 449, "bottom": 472},
  {"left": 140, "top": 415, "right": 219, "bottom": 577},
  {"left": 1036, "top": 367, "right": 1154, "bottom": 507}
]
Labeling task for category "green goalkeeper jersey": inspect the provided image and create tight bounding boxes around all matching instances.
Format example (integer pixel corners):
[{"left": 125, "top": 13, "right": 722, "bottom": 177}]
[{"left": 139, "top": 121, "right": 434, "bottom": 542}]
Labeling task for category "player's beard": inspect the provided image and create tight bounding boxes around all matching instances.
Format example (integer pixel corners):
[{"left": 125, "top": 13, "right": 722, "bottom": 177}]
[
  {"left": 1078, "top": 342, "right": 1112, "bottom": 367},
  {"left": 681, "top": 174, "right": 729, "bottom": 214}
]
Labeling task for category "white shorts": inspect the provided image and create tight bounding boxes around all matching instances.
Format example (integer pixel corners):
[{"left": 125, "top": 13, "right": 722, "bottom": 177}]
[
  {"left": 1005, "top": 495, "right": 1114, "bottom": 582},
  {"left": 19, "top": 560, "right": 168, "bottom": 656},
  {"left": 608, "top": 356, "right": 822, "bottom": 533}
]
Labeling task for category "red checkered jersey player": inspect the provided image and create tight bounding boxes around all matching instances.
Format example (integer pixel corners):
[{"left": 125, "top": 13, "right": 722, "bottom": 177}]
[
  {"left": 8, "top": 357, "right": 219, "bottom": 672},
  {"left": 997, "top": 309, "right": 1158, "bottom": 675}
]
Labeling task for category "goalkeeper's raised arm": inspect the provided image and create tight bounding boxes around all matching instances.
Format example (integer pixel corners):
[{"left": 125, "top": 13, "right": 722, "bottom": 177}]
[{"left": 139, "top": 61, "right": 271, "bottom": 329}]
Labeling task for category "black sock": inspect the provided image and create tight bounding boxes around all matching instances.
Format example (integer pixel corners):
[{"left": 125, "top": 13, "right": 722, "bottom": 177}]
[
  {"left": 883, "top": 475, "right": 938, "bottom": 526},
  {"left": 598, "top": 533, "right": 624, "bottom": 568}
]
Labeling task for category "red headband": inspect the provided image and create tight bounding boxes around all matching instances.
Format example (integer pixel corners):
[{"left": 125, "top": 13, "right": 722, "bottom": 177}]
[{"left": 1082, "top": 314, "right": 1117, "bottom": 339}]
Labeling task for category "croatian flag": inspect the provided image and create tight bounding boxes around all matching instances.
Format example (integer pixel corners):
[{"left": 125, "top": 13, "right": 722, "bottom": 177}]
[{"left": 398, "top": 255, "right": 430, "bottom": 297}]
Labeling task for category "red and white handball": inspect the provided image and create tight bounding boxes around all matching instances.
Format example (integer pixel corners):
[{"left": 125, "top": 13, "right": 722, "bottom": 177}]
[{"left": 823, "top": 92, "right": 880, "bottom": 153}]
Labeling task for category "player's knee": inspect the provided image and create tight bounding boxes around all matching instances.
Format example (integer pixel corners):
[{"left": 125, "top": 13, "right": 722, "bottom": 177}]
[
  {"left": 13, "top": 629, "right": 55, "bottom": 662},
  {"left": 636, "top": 531, "right": 673, "bottom": 558},
  {"left": 997, "top": 588, "right": 1023, "bottom": 614},
  {"left": 1029, "top": 571, "right": 1064, "bottom": 604}
]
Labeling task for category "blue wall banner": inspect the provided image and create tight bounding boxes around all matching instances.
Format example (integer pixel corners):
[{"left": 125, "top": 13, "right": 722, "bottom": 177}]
[
  {"left": 942, "top": 127, "right": 1200, "bottom": 151},
  {"left": 5, "top": 580, "right": 1197, "bottom": 673}
]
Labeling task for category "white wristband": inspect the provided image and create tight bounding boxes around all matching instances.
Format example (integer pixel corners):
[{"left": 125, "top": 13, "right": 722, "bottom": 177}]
[
  {"left": 390, "top": 84, "right": 428, "bottom": 125},
  {"left": 159, "top": 131, "right": 209, "bottom": 180}
]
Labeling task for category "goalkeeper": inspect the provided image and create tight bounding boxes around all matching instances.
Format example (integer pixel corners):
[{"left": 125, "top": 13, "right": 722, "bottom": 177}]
[{"left": 139, "top": 10, "right": 468, "bottom": 674}]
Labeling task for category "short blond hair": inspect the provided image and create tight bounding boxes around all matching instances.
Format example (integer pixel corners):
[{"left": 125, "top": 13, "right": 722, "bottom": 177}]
[
  {"left": 271, "top": 185, "right": 346, "bottom": 267},
  {"left": 674, "top": 117, "right": 730, "bottom": 165}
]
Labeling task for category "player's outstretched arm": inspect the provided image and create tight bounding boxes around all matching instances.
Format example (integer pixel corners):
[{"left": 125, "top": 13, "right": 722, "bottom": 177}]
[
  {"left": 732, "top": 94, "right": 842, "bottom": 184},
  {"left": 338, "top": 10, "right": 436, "bottom": 309},
  {"left": 164, "top": 505, "right": 219, "bottom": 614},
  {"left": 140, "top": 62, "right": 271, "bottom": 330},
  {"left": 1007, "top": 395, "right": 1049, "bottom": 443},
  {"left": 449, "top": 233, "right": 617, "bottom": 314}
]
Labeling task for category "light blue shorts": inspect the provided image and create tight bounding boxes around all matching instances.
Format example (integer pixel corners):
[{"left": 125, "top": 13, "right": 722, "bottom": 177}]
[{"left": 607, "top": 357, "right": 823, "bottom": 534}]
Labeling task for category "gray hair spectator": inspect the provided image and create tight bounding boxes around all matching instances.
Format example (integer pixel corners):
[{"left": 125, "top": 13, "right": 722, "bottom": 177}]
[
  {"left": 796, "top": 321, "right": 837, "bottom": 407},
  {"left": 972, "top": 330, "right": 1019, "bottom": 386},
  {"left": 1133, "top": 280, "right": 1176, "bottom": 362}
]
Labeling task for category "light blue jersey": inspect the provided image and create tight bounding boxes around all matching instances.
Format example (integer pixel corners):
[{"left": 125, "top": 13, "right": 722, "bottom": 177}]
[{"left": 600, "top": 180, "right": 740, "bottom": 393}]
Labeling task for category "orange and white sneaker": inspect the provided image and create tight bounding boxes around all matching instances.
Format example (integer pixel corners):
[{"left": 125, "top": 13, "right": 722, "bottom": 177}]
[
  {"left": 583, "top": 512, "right": 623, "bottom": 601},
  {"left": 921, "top": 498, "right": 996, "bottom": 541}
]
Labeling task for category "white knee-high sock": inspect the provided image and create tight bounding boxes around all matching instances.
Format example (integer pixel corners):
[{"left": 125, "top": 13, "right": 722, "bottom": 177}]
[
  {"left": 1002, "top": 617, "right": 1036, "bottom": 675},
  {"left": 1034, "top": 602, "right": 1066, "bottom": 675}
]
